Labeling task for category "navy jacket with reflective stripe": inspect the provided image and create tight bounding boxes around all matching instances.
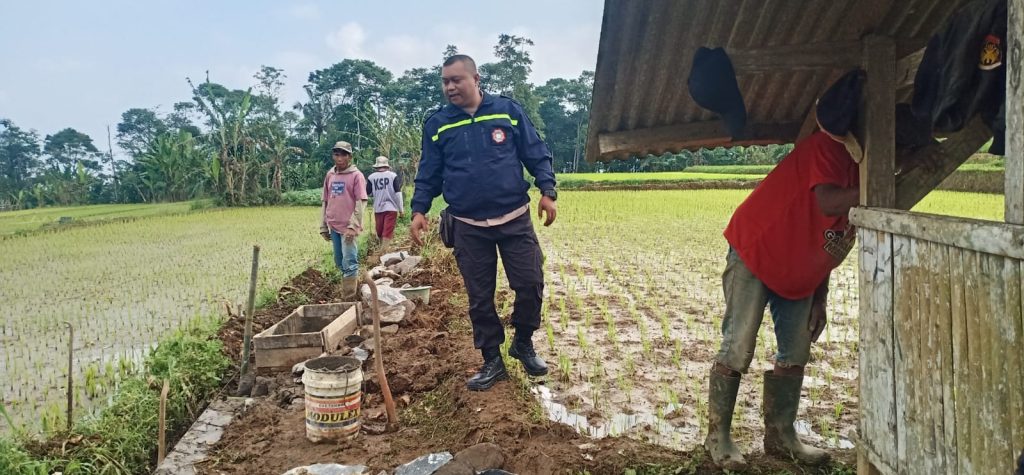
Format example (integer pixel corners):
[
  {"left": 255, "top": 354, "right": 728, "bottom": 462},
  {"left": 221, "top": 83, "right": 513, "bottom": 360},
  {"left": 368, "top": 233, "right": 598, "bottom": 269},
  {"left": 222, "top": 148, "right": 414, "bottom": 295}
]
[{"left": 412, "top": 92, "right": 556, "bottom": 220}]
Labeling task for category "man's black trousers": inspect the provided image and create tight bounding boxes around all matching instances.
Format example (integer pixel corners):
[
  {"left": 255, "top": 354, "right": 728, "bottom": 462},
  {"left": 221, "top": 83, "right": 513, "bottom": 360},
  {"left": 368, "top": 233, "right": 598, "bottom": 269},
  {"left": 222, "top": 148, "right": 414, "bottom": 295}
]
[{"left": 452, "top": 212, "right": 544, "bottom": 351}]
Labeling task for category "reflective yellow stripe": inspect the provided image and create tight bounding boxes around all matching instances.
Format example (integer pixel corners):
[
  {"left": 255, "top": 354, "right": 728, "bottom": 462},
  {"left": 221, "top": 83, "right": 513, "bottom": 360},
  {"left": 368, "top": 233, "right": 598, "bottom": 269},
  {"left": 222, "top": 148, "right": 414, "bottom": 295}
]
[
  {"left": 430, "top": 114, "right": 519, "bottom": 141},
  {"left": 474, "top": 113, "right": 518, "bottom": 126}
]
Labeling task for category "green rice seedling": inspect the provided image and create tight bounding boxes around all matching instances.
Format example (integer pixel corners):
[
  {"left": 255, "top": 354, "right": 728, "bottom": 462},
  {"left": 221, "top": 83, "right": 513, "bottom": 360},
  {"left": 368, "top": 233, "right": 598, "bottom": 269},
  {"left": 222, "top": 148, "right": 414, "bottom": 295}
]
[
  {"left": 577, "top": 326, "right": 589, "bottom": 355},
  {"left": 558, "top": 298, "right": 569, "bottom": 330},
  {"left": 605, "top": 317, "right": 618, "bottom": 347},
  {"left": 659, "top": 309, "right": 671, "bottom": 341},
  {"left": 546, "top": 321, "right": 556, "bottom": 351},
  {"left": 557, "top": 353, "right": 572, "bottom": 383},
  {"left": 639, "top": 318, "right": 652, "bottom": 357}
]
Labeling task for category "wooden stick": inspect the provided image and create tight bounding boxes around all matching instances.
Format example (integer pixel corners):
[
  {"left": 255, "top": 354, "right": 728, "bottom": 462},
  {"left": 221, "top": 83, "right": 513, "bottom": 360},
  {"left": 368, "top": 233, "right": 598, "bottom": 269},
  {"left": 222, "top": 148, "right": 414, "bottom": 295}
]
[
  {"left": 158, "top": 379, "right": 169, "bottom": 464},
  {"left": 363, "top": 272, "right": 398, "bottom": 426},
  {"left": 239, "top": 246, "right": 260, "bottom": 380},
  {"left": 63, "top": 321, "right": 73, "bottom": 432}
]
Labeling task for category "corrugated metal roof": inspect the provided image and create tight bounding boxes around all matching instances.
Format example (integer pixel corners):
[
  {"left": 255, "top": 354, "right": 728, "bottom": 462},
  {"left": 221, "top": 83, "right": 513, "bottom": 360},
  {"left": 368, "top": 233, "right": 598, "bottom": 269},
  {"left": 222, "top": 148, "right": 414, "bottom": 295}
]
[{"left": 586, "top": 0, "right": 971, "bottom": 161}]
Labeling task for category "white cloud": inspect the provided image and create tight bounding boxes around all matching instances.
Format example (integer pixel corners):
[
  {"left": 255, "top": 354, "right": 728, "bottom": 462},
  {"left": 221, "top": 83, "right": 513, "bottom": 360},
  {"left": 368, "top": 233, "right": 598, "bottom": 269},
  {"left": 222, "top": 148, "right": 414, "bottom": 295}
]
[
  {"left": 325, "top": 22, "right": 367, "bottom": 59},
  {"left": 374, "top": 35, "right": 436, "bottom": 74},
  {"left": 287, "top": 3, "right": 320, "bottom": 20}
]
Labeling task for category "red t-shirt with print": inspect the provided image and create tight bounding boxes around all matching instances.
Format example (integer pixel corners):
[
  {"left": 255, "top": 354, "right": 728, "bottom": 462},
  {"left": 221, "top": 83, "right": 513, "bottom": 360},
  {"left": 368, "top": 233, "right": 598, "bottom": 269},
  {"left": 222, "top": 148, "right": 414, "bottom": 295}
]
[{"left": 723, "top": 131, "right": 859, "bottom": 300}]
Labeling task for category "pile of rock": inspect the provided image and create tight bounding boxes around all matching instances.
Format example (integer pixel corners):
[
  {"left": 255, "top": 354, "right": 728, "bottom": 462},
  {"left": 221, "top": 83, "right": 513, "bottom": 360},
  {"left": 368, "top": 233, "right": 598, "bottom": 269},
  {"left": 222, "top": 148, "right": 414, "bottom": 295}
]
[{"left": 359, "top": 252, "right": 430, "bottom": 330}]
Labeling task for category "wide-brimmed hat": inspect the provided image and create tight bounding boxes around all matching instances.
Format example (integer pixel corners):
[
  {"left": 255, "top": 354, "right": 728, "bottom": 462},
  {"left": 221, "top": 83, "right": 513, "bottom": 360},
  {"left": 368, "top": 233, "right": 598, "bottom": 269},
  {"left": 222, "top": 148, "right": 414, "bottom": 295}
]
[
  {"left": 816, "top": 69, "right": 866, "bottom": 163},
  {"left": 332, "top": 141, "right": 353, "bottom": 154},
  {"left": 688, "top": 47, "right": 748, "bottom": 139},
  {"left": 373, "top": 156, "right": 390, "bottom": 168}
]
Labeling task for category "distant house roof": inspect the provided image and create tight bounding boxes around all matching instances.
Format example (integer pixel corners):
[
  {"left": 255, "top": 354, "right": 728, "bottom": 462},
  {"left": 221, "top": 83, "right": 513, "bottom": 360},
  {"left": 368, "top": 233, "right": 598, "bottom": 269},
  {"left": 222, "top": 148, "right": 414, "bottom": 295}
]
[{"left": 586, "top": 0, "right": 971, "bottom": 162}]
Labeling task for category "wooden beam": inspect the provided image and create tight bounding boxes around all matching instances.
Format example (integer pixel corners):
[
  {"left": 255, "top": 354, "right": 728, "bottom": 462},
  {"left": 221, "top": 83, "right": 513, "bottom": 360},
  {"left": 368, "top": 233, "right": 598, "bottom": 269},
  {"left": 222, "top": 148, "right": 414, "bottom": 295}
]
[
  {"left": 861, "top": 36, "right": 897, "bottom": 208},
  {"left": 729, "top": 41, "right": 862, "bottom": 72},
  {"left": 728, "top": 39, "right": 927, "bottom": 73},
  {"left": 895, "top": 47, "right": 926, "bottom": 88},
  {"left": 894, "top": 117, "right": 992, "bottom": 210},
  {"left": 1007, "top": 0, "right": 1024, "bottom": 224},
  {"left": 596, "top": 121, "right": 800, "bottom": 158},
  {"left": 850, "top": 208, "right": 1024, "bottom": 259}
]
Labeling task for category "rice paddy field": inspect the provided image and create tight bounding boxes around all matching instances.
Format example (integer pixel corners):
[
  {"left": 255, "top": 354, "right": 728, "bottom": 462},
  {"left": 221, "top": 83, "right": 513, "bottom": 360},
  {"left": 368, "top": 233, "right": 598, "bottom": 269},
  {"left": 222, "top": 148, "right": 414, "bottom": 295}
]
[
  {"left": 0, "top": 206, "right": 323, "bottom": 432},
  {"left": 0, "top": 202, "right": 199, "bottom": 238},
  {"left": 0, "top": 187, "right": 1004, "bottom": 446},
  {"left": 523, "top": 189, "right": 1003, "bottom": 453}
]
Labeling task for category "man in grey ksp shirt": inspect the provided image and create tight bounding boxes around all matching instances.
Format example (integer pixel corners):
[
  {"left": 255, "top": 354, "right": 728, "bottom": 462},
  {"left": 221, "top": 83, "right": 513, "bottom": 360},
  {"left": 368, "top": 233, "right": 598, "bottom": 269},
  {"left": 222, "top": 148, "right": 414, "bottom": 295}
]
[{"left": 365, "top": 156, "right": 404, "bottom": 247}]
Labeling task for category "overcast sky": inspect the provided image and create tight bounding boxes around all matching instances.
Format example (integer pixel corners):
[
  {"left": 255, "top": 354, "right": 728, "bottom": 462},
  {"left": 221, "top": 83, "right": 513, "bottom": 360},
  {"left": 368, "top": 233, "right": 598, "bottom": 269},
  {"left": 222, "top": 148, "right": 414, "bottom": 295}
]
[{"left": 0, "top": 0, "right": 603, "bottom": 155}]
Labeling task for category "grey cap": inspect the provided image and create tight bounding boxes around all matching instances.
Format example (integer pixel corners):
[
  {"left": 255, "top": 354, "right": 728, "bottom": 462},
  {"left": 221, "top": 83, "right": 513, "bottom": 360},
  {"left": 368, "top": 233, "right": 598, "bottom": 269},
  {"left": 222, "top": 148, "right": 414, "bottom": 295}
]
[{"left": 332, "top": 141, "right": 353, "bottom": 154}]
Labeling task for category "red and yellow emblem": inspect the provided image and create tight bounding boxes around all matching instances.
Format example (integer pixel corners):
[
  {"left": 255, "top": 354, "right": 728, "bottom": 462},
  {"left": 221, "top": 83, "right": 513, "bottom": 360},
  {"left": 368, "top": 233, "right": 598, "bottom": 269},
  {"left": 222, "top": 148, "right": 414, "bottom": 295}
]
[
  {"left": 491, "top": 128, "right": 506, "bottom": 144},
  {"left": 979, "top": 34, "right": 1003, "bottom": 70}
]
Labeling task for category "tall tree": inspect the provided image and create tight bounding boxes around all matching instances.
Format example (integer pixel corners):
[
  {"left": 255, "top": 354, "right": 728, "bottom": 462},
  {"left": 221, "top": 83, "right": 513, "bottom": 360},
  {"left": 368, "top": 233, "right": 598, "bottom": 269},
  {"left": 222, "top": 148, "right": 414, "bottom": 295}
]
[
  {"left": 0, "top": 119, "right": 41, "bottom": 200},
  {"left": 536, "top": 71, "right": 593, "bottom": 172},
  {"left": 188, "top": 76, "right": 255, "bottom": 205},
  {"left": 43, "top": 128, "right": 100, "bottom": 175},
  {"left": 135, "top": 132, "right": 212, "bottom": 202},
  {"left": 116, "top": 108, "right": 168, "bottom": 158},
  {"left": 392, "top": 67, "right": 443, "bottom": 119},
  {"left": 294, "top": 84, "right": 336, "bottom": 145},
  {"left": 480, "top": 34, "right": 545, "bottom": 130}
]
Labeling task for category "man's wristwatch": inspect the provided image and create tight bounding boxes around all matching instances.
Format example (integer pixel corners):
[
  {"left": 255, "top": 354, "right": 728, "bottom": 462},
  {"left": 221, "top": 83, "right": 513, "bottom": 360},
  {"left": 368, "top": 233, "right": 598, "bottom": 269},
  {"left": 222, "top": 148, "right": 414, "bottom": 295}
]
[{"left": 541, "top": 188, "right": 558, "bottom": 201}]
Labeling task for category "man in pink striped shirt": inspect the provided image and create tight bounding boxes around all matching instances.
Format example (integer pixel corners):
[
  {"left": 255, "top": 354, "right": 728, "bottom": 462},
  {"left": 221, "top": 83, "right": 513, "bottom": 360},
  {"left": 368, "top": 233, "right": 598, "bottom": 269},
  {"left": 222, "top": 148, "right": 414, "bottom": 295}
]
[{"left": 319, "top": 140, "right": 368, "bottom": 300}]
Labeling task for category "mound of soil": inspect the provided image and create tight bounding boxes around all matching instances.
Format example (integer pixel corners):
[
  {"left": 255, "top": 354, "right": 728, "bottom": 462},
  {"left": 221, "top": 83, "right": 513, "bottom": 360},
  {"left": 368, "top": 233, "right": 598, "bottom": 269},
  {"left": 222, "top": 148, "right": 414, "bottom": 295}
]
[{"left": 200, "top": 240, "right": 854, "bottom": 474}]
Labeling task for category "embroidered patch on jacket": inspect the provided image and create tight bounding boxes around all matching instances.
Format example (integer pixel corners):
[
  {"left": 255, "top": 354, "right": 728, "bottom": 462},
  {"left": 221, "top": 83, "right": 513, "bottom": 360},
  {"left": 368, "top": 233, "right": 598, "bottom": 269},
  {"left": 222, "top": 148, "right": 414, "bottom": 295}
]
[
  {"left": 491, "top": 128, "right": 507, "bottom": 144},
  {"left": 979, "top": 34, "right": 1003, "bottom": 70}
]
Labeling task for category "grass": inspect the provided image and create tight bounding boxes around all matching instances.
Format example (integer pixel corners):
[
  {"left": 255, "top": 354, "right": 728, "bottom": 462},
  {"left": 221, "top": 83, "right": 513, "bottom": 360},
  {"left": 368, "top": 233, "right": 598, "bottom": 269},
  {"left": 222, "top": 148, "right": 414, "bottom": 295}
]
[{"left": 0, "top": 201, "right": 209, "bottom": 238}]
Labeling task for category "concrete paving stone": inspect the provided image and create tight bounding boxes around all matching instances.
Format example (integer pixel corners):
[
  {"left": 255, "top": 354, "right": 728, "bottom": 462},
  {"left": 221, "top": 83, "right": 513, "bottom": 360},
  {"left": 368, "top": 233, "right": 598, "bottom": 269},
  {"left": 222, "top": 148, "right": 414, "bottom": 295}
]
[{"left": 197, "top": 409, "right": 234, "bottom": 427}]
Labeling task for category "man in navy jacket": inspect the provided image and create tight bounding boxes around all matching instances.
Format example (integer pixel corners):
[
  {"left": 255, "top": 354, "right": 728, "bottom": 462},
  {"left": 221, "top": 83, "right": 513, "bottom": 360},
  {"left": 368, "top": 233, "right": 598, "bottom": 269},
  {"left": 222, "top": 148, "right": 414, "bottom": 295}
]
[{"left": 411, "top": 54, "right": 558, "bottom": 391}]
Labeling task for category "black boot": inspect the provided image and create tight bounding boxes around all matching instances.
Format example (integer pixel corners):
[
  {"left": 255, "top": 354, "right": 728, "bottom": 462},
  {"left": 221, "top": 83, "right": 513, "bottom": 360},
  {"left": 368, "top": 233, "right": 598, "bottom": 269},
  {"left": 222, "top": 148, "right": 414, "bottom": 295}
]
[
  {"left": 508, "top": 335, "right": 548, "bottom": 376},
  {"left": 467, "top": 355, "right": 508, "bottom": 391}
]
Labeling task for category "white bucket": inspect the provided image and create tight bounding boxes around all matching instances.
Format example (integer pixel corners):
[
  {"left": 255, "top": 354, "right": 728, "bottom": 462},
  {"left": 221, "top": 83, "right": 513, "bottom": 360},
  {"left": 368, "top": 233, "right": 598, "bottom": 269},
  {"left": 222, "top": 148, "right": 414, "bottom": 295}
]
[{"left": 302, "top": 356, "right": 362, "bottom": 442}]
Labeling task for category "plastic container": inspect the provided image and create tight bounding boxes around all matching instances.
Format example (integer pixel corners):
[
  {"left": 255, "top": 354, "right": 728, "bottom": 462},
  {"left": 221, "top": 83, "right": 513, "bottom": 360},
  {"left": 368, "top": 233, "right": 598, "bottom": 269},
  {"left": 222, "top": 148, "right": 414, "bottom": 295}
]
[{"left": 302, "top": 356, "right": 363, "bottom": 442}]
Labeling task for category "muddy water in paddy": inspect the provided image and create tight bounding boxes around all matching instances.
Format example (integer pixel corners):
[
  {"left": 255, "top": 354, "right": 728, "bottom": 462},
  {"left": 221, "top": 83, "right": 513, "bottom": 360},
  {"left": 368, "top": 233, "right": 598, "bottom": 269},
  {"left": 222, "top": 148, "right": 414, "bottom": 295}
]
[{"left": 508, "top": 231, "right": 861, "bottom": 457}]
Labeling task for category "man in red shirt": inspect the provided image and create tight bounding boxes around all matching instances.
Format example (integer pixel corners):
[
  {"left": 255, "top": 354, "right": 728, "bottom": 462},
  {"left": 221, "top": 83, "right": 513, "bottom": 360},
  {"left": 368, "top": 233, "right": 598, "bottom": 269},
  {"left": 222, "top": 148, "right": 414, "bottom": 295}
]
[{"left": 703, "top": 71, "right": 864, "bottom": 469}]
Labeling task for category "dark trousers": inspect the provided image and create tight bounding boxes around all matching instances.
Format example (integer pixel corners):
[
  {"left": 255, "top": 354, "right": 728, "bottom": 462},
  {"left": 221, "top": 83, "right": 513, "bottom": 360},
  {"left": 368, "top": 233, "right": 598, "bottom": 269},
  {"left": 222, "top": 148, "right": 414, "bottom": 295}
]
[{"left": 452, "top": 212, "right": 544, "bottom": 351}]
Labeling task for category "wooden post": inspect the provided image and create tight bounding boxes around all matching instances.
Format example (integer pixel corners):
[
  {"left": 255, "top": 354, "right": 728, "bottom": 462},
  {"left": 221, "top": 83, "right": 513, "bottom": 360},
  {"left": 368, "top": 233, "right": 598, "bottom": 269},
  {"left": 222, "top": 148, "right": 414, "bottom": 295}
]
[
  {"left": 158, "top": 379, "right": 169, "bottom": 464},
  {"left": 64, "top": 321, "right": 73, "bottom": 432},
  {"left": 860, "top": 35, "right": 897, "bottom": 208},
  {"left": 1007, "top": 0, "right": 1024, "bottom": 224},
  {"left": 239, "top": 246, "right": 260, "bottom": 378}
]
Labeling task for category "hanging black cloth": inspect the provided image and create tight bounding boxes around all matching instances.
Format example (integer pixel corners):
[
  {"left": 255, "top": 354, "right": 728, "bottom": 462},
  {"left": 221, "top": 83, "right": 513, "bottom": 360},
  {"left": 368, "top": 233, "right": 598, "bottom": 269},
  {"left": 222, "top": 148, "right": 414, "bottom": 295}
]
[{"left": 911, "top": 0, "right": 1007, "bottom": 154}]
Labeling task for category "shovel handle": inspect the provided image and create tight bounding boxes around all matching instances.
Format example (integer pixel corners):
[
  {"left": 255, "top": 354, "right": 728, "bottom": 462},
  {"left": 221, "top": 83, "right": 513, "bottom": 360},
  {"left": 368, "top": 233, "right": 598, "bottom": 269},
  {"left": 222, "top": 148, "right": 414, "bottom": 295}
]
[{"left": 363, "top": 272, "right": 398, "bottom": 426}]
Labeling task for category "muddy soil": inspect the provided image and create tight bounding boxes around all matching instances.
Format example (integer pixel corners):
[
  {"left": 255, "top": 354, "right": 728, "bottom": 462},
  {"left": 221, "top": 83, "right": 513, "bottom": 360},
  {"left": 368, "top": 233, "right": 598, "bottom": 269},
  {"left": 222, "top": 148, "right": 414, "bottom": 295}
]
[{"left": 200, "top": 239, "right": 856, "bottom": 474}]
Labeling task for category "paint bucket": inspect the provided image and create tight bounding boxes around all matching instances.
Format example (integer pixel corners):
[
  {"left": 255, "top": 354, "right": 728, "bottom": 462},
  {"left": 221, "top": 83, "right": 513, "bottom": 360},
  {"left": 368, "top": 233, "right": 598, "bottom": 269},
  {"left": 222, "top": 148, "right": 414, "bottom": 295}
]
[{"left": 302, "top": 355, "right": 362, "bottom": 442}]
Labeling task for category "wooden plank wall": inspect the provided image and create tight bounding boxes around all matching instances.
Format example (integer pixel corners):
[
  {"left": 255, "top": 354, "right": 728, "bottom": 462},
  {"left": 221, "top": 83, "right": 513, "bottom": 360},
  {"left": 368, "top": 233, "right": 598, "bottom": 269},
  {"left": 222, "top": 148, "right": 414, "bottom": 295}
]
[
  {"left": 1006, "top": 0, "right": 1023, "bottom": 224},
  {"left": 858, "top": 228, "right": 897, "bottom": 473},
  {"left": 860, "top": 231, "right": 1024, "bottom": 474}
]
